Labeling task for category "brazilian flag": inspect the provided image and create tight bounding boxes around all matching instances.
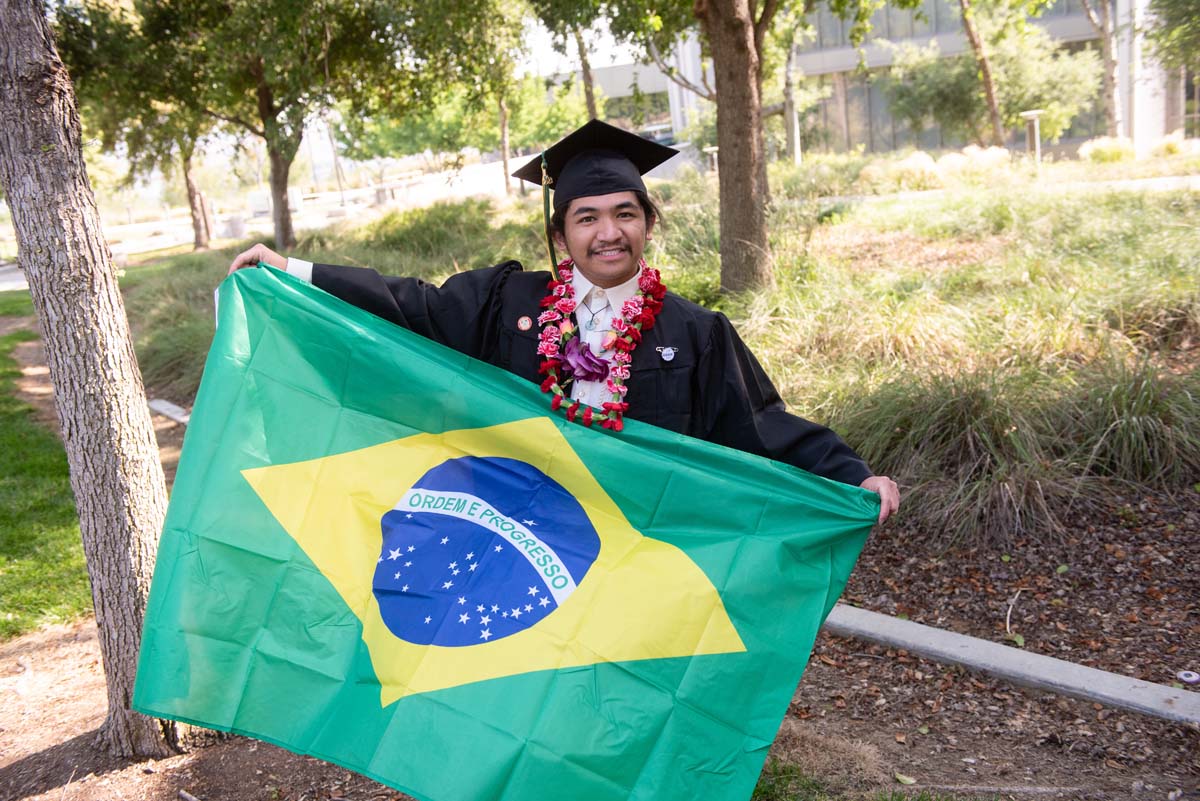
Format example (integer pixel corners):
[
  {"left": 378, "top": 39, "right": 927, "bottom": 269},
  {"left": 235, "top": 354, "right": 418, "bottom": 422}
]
[{"left": 133, "top": 267, "right": 877, "bottom": 801}]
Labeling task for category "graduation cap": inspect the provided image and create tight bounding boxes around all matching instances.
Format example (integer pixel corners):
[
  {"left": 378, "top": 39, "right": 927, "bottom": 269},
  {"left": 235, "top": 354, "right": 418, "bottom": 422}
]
[{"left": 513, "top": 119, "right": 678, "bottom": 275}]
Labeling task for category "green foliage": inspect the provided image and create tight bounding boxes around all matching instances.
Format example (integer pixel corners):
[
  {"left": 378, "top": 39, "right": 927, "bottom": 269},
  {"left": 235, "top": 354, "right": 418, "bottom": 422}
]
[
  {"left": 1079, "top": 136, "right": 1135, "bottom": 163},
  {"left": 0, "top": 331, "right": 91, "bottom": 639},
  {"left": 122, "top": 180, "right": 1200, "bottom": 548},
  {"left": 56, "top": 1, "right": 214, "bottom": 185},
  {"left": 886, "top": 8, "right": 1101, "bottom": 143},
  {"left": 1146, "top": 0, "right": 1200, "bottom": 72}
]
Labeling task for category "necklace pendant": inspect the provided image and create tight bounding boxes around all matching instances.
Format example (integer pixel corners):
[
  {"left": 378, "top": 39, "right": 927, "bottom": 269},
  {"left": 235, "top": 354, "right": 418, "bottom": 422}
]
[{"left": 586, "top": 317, "right": 597, "bottom": 331}]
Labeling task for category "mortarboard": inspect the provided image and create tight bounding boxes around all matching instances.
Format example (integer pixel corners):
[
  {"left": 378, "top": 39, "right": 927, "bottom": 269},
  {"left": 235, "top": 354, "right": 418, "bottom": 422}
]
[{"left": 513, "top": 120, "right": 678, "bottom": 275}]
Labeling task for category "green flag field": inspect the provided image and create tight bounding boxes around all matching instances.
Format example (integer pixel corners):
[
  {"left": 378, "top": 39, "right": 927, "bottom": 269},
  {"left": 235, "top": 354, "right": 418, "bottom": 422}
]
[{"left": 133, "top": 267, "right": 878, "bottom": 801}]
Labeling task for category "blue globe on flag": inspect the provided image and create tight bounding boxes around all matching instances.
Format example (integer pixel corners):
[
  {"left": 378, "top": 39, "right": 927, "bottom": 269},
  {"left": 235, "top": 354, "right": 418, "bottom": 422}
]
[{"left": 372, "top": 456, "right": 601, "bottom": 646}]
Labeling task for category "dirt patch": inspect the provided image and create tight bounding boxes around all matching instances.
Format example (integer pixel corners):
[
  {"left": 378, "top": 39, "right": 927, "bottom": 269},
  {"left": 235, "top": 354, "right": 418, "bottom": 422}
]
[
  {"left": 809, "top": 226, "right": 1012, "bottom": 275},
  {"left": 6, "top": 323, "right": 186, "bottom": 485}
]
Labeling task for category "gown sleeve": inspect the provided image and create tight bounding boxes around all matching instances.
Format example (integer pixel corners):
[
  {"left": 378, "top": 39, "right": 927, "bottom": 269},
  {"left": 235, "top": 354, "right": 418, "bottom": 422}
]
[
  {"left": 695, "top": 312, "right": 873, "bottom": 487},
  {"left": 309, "top": 261, "right": 522, "bottom": 361}
]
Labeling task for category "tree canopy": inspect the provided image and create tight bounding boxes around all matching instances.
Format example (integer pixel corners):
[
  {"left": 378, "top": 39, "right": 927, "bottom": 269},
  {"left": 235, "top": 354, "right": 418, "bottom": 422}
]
[
  {"left": 887, "top": 5, "right": 1101, "bottom": 144},
  {"left": 1146, "top": 0, "right": 1200, "bottom": 73}
]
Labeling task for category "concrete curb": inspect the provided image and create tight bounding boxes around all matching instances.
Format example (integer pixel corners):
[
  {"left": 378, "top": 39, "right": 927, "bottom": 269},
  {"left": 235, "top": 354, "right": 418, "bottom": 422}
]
[
  {"left": 148, "top": 399, "right": 190, "bottom": 425},
  {"left": 824, "top": 603, "right": 1200, "bottom": 725}
]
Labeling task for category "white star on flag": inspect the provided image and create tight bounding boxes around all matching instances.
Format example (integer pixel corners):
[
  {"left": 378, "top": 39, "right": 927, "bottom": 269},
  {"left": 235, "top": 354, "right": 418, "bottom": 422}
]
[
  {"left": 466, "top": 552, "right": 475, "bottom": 560},
  {"left": 393, "top": 572, "right": 401, "bottom": 579},
  {"left": 469, "top": 563, "right": 478, "bottom": 572},
  {"left": 479, "top": 615, "right": 491, "bottom": 625},
  {"left": 476, "top": 604, "right": 485, "bottom": 613},
  {"left": 538, "top": 596, "right": 550, "bottom": 607},
  {"left": 524, "top": 604, "right": 533, "bottom": 612},
  {"left": 440, "top": 537, "right": 449, "bottom": 544},
  {"left": 491, "top": 604, "right": 499, "bottom": 613},
  {"left": 402, "top": 585, "right": 409, "bottom": 592},
  {"left": 494, "top": 545, "right": 503, "bottom": 552},
  {"left": 404, "top": 561, "right": 412, "bottom": 567},
  {"left": 457, "top": 596, "right": 467, "bottom": 605},
  {"left": 527, "top": 586, "right": 539, "bottom": 596},
  {"left": 458, "top": 613, "right": 470, "bottom": 624},
  {"left": 407, "top": 545, "right": 415, "bottom": 552},
  {"left": 480, "top": 629, "right": 492, "bottom": 640},
  {"left": 388, "top": 548, "right": 401, "bottom": 560},
  {"left": 522, "top": 519, "right": 537, "bottom": 526},
  {"left": 424, "top": 616, "right": 432, "bottom": 624},
  {"left": 442, "top": 580, "right": 454, "bottom": 589},
  {"left": 448, "top": 561, "right": 458, "bottom": 569},
  {"left": 452, "top": 569, "right": 460, "bottom": 576},
  {"left": 511, "top": 608, "right": 522, "bottom": 619}
]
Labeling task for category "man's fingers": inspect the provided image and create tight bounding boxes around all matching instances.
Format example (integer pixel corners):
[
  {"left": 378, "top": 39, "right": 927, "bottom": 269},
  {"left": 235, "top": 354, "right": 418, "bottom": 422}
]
[{"left": 227, "top": 246, "right": 260, "bottom": 275}]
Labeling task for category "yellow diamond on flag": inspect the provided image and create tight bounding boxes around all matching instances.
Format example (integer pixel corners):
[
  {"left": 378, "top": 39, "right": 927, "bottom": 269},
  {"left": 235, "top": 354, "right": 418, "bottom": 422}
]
[{"left": 242, "top": 417, "right": 745, "bottom": 705}]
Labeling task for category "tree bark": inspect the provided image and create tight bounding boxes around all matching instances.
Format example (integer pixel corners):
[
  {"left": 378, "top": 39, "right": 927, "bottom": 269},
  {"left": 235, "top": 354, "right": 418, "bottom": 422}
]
[
  {"left": 498, "top": 94, "right": 512, "bottom": 196},
  {"left": 1080, "top": 0, "right": 1121, "bottom": 136},
  {"left": 695, "top": 0, "right": 775, "bottom": 292},
  {"left": 266, "top": 144, "right": 295, "bottom": 249},
  {"left": 182, "top": 150, "right": 209, "bottom": 250},
  {"left": 783, "top": 35, "right": 802, "bottom": 165},
  {"left": 958, "top": 0, "right": 1006, "bottom": 147},
  {"left": 0, "top": 0, "right": 175, "bottom": 758},
  {"left": 573, "top": 26, "right": 599, "bottom": 120}
]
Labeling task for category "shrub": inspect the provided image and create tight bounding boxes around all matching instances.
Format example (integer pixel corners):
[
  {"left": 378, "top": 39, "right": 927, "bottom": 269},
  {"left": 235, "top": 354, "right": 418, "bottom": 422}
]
[{"left": 1079, "top": 136, "right": 1135, "bottom": 163}]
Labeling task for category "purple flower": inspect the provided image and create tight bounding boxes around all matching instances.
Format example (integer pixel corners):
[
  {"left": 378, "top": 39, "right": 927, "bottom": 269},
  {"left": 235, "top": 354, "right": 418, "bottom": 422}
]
[{"left": 561, "top": 337, "right": 609, "bottom": 382}]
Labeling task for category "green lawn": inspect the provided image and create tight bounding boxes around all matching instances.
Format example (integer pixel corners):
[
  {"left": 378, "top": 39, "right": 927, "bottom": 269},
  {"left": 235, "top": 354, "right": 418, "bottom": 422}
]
[{"left": 0, "top": 326, "right": 91, "bottom": 639}]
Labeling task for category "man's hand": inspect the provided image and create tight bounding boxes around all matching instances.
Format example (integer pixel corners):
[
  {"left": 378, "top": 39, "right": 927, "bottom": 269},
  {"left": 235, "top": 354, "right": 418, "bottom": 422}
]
[
  {"left": 228, "top": 243, "right": 286, "bottom": 276},
  {"left": 860, "top": 476, "right": 900, "bottom": 525}
]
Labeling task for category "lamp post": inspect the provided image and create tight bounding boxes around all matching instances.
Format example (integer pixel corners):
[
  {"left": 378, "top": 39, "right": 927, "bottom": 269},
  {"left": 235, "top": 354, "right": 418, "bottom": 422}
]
[{"left": 1019, "top": 109, "right": 1044, "bottom": 176}]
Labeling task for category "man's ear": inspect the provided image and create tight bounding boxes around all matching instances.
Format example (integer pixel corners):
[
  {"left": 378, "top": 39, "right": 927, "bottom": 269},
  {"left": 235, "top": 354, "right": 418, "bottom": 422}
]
[
  {"left": 645, "top": 215, "right": 656, "bottom": 242},
  {"left": 552, "top": 228, "right": 567, "bottom": 250}
]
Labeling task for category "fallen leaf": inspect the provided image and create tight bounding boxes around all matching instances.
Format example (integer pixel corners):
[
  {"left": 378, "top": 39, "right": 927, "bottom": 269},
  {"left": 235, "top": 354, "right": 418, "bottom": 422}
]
[
  {"left": 894, "top": 772, "right": 917, "bottom": 785},
  {"left": 1056, "top": 564, "right": 1070, "bottom": 574},
  {"left": 895, "top": 733, "right": 907, "bottom": 743},
  {"left": 917, "top": 725, "right": 930, "bottom": 735}
]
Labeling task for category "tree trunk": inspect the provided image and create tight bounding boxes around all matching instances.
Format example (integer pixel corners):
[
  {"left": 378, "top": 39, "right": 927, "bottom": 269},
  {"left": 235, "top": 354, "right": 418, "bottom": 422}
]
[
  {"left": 958, "top": 0, "right": 1006, "bottom": 147},
  {"left": 182, "top": 151, "right": 209, "bottom": 250},
  {"left": 498, "top": 94, "right": 512, "bottom": 196},
  {"left": 0, "top": 0, "right": 175, "bottom": 758},
  {"left": 266, "top": 144, "right": 295, "bottom": 249},
  {"left": 1080, "top": 0, "right": 1121, "bottom": 136},
  {"left": 783, "top": 38, "right": 802, "bottom": 165},
  {"left": 573, "top": 26, "right": 599, "bottom": 120},
  {"left": 696, "top": 0, "right": 774, "bottom": 292}
]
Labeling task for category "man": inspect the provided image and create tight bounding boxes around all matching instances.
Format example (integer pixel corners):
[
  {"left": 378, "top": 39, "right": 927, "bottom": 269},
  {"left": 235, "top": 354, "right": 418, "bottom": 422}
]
[{"left": 228, "top": 120, "right": 900, "bottom": 522}]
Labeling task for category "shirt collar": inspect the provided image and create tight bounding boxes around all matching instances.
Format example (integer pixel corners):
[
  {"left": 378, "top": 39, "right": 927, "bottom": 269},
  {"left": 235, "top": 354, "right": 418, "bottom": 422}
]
[{"left": 571, "top": 266, "right": 642, "bottom": 312}]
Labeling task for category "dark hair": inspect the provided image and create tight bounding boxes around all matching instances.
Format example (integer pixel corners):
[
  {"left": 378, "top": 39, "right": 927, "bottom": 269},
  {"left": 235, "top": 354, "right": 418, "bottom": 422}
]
[{"left": 549, "top": 190, "right": 662, "bottom": 235}]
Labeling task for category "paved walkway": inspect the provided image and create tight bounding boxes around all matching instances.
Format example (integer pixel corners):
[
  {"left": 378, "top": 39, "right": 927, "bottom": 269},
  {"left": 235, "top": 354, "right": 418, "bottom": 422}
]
[{"left": 0, "top": 262, "right": 27, "bottom": 293}]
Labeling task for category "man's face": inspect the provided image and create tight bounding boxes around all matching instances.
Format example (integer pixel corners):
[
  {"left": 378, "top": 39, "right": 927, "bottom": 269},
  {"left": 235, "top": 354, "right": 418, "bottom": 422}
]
[{"left": 553, "top": 191, "right": 655, "bottom": 288}]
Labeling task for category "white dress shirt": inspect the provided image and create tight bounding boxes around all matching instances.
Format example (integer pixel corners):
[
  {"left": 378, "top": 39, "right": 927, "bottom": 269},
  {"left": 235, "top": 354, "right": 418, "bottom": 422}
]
[
  {"left": 283, "top": 257, "right": 639, "bottom": 410},
  {"left": 568, "top": 267, "right": 641, "bottom": 409}
]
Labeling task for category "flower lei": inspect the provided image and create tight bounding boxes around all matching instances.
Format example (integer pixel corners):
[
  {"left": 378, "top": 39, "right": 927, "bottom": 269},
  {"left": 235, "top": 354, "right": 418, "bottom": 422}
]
[{"left": 536, "top": 258, "right": 666, "bottom": 431}]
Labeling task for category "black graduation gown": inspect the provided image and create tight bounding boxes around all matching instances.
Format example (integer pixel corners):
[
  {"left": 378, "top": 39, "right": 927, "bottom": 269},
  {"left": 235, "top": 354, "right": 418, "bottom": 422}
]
[{"left": 311, "top": 261, "right": 873, "bottom": 487}]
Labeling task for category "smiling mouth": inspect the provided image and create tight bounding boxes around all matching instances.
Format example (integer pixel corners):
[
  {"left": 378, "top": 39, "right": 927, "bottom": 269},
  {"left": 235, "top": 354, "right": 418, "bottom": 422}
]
[{"left": 591, "top": 247, "right": 628, "bottom": 257}]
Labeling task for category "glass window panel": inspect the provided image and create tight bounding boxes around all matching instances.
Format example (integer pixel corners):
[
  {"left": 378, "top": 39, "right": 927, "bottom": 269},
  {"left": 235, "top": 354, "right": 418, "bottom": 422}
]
[
  {"left": 869, "top": 6, "right": 889, "bottom": 40},
  {"left": 889, "top": 4, "right": 915, "bottom": 39},
  {"left": 911, "top": 0, "right": 934, "bottom": 35},
  {"left": 846, "top": 78, "right": 870, "bottom": 149},
  {"left": 868, "top": 76, "right": 895, "bottom": 152},
  {"left": 934, "top": 0, "right": 959, "bottom": 34}
]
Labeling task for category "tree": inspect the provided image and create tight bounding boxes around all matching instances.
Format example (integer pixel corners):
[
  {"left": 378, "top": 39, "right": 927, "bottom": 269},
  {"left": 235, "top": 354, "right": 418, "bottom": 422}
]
[
  {"left": 105, "top": 0, "right": 464, "bottom": 251},
  {"left": 530, "top": 0, "right": 604, "bottom": 119},
  {"left": 886, "top": 12, "right": 1101, "bottom": 144},
  {"left": 604, "top": 0, "right": 921, "bottom": 293},
  {"left": 1146, "top": 0, "right": 1200, "bottom": 74},
  {"left": 1077, "top": 0, "right": 1120, "bottom": 136},
  {"left": 57, "top": 3, "right": 218, "bottom": 250},
  {"left": 0, "top": 0, "right": 174, "bottom": 757},
  {"left": 957, "top": 0, "right": 1007, "bottom": 146}
]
